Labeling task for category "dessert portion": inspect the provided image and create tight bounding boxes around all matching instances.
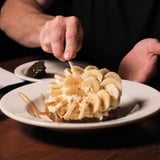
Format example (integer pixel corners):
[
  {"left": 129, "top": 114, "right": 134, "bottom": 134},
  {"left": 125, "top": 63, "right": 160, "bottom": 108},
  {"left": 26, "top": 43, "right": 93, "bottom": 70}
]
[{"left": 45, "top": 65, "right": 122, "bottom": 122}]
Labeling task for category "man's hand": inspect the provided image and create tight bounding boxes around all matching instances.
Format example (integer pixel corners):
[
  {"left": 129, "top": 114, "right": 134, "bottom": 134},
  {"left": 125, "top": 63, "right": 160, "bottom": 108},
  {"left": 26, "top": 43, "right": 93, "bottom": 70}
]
[
  {"left": 118, "top": 38, "right": 160, "bottom": 83},
  {"left": 39, "top": 16, "right": 84, "bottom": 61}
]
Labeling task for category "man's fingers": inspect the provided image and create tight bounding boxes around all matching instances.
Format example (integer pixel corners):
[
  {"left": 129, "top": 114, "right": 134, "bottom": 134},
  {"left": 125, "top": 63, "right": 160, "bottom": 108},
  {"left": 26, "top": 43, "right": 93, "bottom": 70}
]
[
  {"left": 149, "top": 39, "right": 160, "bottom": 55},
  {"left": 39, "top": 16, "right": 83, "bottom": 61},
  {"left": 64, "top": 16, "right": 83, "bottom": 60},
  {"left": 50, "top": 30, "right": 65, "bottom": 61}
]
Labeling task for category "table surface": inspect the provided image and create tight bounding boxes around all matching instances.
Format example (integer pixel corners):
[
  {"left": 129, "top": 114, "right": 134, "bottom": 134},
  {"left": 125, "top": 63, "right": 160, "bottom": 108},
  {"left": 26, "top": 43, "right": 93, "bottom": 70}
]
[{"left": 1, "top": 56, "right": 160, "bottom": 160}]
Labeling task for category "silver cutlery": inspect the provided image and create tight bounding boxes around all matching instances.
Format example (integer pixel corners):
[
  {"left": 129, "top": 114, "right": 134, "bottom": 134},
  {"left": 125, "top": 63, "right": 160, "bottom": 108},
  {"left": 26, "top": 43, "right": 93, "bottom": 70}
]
[{"left": 68, "top": 61, "right": 74, "bottom": 68}]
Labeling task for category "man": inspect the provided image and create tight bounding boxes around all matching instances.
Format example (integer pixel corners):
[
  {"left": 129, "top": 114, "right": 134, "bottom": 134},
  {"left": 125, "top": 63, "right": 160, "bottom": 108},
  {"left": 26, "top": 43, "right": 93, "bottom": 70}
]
[{"left": 1, "top": 0, "right": 160, "bottom": 86}]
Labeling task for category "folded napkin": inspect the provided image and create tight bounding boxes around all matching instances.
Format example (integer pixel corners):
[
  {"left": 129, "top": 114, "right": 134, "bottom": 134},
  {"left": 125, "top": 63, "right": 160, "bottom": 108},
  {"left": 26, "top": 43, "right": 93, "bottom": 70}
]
[{"left": 0, "top": 67, "right": 24, "bottom": 89}]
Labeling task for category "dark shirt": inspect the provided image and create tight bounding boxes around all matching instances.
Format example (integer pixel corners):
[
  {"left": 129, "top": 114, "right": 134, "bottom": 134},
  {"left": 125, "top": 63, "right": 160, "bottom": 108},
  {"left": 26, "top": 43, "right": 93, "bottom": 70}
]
[
  {"left": 1, "top": 0, "right": 160, "bottom": 70},
  {"left": 73, "top": 0, "right": 160, "bottom": 70},
  {"left": 49, "top": 0, "right": 160, "bottom": 70}
]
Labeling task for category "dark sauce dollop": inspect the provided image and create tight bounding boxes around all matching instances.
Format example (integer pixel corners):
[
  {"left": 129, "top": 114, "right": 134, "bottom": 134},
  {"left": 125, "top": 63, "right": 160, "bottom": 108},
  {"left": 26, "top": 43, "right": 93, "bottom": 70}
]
[{"left": 26, "top": 61, "right": 54, "bottom": 78}]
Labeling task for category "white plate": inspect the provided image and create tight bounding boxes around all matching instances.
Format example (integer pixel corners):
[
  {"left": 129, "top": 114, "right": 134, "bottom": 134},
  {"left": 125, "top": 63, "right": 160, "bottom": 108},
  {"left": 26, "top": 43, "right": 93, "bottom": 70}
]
[
  {"left": 14, "top": 59, "right": 88, "bottom": 82},
  {"left": 0, "top": 80, "right": 160, "bottom": 131}
]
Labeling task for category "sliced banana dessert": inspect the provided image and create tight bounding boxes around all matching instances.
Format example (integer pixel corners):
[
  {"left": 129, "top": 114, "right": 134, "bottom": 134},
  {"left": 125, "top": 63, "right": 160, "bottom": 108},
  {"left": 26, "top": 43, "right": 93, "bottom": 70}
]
[{"left": 44, "top": 65, "right": 122, "bottom": 122}]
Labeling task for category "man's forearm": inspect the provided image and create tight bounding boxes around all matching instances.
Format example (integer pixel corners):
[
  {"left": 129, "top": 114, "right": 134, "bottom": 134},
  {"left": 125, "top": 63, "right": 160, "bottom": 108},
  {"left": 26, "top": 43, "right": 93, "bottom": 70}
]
[{"left": 1, "top": 0, "right": 55, "bottom": 47}]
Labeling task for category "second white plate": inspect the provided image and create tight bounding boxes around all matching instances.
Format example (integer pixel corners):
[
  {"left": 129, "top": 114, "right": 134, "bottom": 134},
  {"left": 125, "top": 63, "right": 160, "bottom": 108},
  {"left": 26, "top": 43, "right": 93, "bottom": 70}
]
[{"left": 14, "top": 59, "right": 88, "bottom": 82}]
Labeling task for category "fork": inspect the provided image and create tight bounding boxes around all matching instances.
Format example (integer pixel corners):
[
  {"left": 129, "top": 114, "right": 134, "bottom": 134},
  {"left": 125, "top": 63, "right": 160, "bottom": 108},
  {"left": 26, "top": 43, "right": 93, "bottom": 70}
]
[{"left": 68, "top": 61, "right": 74, "bottom": 68}]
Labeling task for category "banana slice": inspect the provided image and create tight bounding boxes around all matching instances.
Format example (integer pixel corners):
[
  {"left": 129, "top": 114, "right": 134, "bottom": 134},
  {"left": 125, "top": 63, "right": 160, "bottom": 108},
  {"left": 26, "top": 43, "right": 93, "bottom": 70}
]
[
  {"left": 64, "top": 76, "right": 82, "bottom": 89},
  {"left": 101, "top": 77, "right": 122, "bottom": 91},
  {"left": 64, "top": 68, "right": 72, "bottom": 76},
  {"left": 104, "top": 72, "right": 121, "bottom": 82},
  {"left": 82, "top": 69, "right": 103, "bottom": 82},
  {"left": 81, "top": 76, "right": 100, "bottom": 93},
  {"left": 100, "top": 68, "right": 110, "bottom": 76},
  {"left": 84, "top": 65, "right": 99, "bottom": 71},
  {"left": 88, "top": 93, "right": 101, "bottom": 113},
  {"left": 97, "top": 89, "right": 111, "bottom": 110},
  {"left": 71, "top": 65, "right": 84, "bottom": 77},
  {"left": 105, "top": 83, "right": 121, "bottom": 107}
]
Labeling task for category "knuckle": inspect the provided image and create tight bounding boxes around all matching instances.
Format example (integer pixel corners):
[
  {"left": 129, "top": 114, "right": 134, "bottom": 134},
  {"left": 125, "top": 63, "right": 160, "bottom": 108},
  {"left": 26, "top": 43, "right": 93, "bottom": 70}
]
[
  {"left": 69, "top": 16, "right": 79, "bottom": 24},
  {"left": 41, "top": 43, "right": 52, "bottom": 53},
  {"left": 55, "top": 16, "right": 65, "bottom": 25}
]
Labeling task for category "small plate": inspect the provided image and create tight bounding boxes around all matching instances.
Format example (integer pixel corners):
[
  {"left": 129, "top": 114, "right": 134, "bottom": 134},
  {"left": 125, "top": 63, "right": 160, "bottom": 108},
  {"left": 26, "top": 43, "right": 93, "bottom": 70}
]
[
  {"left": 1, "top": 80, "right": 160, "bottom": 131},
  {"left": 14, "top": 59, "right": 88, "bottom": 82}
]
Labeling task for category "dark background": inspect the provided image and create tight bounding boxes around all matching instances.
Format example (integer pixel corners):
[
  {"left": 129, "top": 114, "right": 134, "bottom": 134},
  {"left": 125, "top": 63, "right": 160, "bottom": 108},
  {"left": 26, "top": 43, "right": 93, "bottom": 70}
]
[{"left": 0, "top": 30, "right": 45, "bottom": 61}]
